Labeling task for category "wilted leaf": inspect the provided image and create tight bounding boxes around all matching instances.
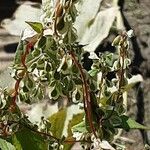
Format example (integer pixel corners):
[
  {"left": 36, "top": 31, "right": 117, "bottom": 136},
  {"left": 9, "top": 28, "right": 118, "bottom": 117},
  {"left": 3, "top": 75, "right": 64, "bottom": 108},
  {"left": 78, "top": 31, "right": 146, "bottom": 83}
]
[
  {"left": 74, "top": 0, "right": 103, "bottom": 40},
  {"left": 75, "top": 3, "right": 119, "bottom": 52}
]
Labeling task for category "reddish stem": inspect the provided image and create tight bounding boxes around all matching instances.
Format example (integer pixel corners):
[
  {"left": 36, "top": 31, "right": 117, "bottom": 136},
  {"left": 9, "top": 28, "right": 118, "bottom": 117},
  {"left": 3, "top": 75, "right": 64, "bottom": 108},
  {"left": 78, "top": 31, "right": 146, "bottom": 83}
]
[
  {"left": 69, "top": 51, "right": 97, "bottom": 138},
  {"left": 10, "top": 43, "right": 33, "bottom": 109}
]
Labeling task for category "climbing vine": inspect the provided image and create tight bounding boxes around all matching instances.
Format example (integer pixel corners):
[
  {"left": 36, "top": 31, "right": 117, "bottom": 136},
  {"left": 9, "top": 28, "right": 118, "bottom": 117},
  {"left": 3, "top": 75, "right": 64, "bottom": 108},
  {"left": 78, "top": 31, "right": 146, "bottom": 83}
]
[{"left": 0, "top": 0, "right": 149, "bottom": 149}]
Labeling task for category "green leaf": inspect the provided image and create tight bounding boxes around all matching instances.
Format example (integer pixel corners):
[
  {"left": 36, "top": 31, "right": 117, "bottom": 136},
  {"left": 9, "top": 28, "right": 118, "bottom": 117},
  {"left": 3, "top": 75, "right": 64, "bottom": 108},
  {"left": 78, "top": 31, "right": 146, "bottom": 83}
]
[
  {"left": 26, "top": 77, "right": 34, "bottom": 89},
  {"left": 67, "top": 113, "right": 84, "bottom": 137},
  {"left": 72, "top": 77, "right": 82, "bottom": 85},
  {"left": 56, "top": 17, "right": 65, "bottom": 31},
  {"left": 29, "top": 63, "right": 37, "bottom": 72},
  {"left": 50, "top": 87, "right": 59, "bottom": 100},
  {"left": 14, "top": 40, "right": 25, "bottom": 64},
  {"left": 61, "top": 62, "right": 68, "bottom": 71},
  {"left": 72, "top": 121, "right": 87, "bottom": 133},
  {"left": 12, "top": 128, "right": 48, "bottom": 150},
  {"left": 63, "top": 113, "right": 84, "bottom": 150},
  {"left": 89, "top": 81, "right": 97, "bottom": 91},
  {"left": 37, "top": 88, "right": 44, "bottom": 100},
  {"left": 112, "top": 35, "right": 121, "bottom": 47},
  {"left": 38, "top": 36, "right": 47, "bottom": 49},
  {"left": 48, "top": 108, "right": 67, "bottom": 139},
  {"left": 71, "top": 64, "right": 79, "bottom": 74},
  {"left": 67, "top": 80, "right": 74, "bottom": 91},
  {"left": 45, "top": 50, "right": 57, "bottom": 61},
  {"left": 37, "top": 58, "right": 45, "bottom": 70},
  {"left": 0, "top": 138, "right": 16, "bottom": 150},
  {"left": 120, "top": 115, "right": 150, "bottom": 131},
  {"left": 32, "top": 48, "right": 41, "bottom": 57},
  {"left": 75, "top": 91, "right": 81, "bottom": 101},
  {"left": 45, "top": 63, "right": 51, "bottom": 72},
  {"left": 12, "top": 135, "right": 22, "bottom": 150},
  {"left": 26, "top": 21, "right": 43, "bottom": 33},
  {"left": 22, "top": 85, "right": 29, "bottom": 92},
  {"left": 53, "top": 71, "right": 61, "bottom": 80},
  {"left": 88, "top": 69, "right": 99, "bottom": 77}
]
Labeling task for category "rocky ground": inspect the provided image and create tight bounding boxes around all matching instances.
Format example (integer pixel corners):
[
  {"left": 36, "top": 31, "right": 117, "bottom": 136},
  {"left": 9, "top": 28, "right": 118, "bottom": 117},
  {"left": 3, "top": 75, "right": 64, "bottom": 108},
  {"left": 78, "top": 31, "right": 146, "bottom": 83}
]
[{"left": 122, "top": 0, "right": 150, "bottom": 149}]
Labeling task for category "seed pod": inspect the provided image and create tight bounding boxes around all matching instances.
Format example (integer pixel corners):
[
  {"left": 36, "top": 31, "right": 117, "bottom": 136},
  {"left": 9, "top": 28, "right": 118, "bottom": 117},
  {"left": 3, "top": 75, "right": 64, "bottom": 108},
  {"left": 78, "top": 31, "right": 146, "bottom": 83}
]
[
  {"left": 56, "top": 3, "right": 63, "bottom": 17},
  {"left": 112, "top": 35, "right": 121, "bottom": 46}
]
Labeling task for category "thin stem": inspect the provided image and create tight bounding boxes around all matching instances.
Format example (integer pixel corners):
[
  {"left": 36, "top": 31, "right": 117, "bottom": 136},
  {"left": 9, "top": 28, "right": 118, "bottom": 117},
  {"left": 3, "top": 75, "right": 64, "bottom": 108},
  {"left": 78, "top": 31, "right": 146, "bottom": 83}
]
[
  {"left": 6, "top": 120, "right": 91, "bottom": 144},
  {"left": 102, "top": 37, "right": 126, "bottom": 121},
  {"left": 24, "top": 124, "right": 59, "bottom": 142},
  {"left": 98, "top": 73, "right": 104, "bottom": 103},
  {"left": 69, "top": 51, "right": 97, "bottom": 138},
  {"left": 10, "top": 43, "right": 33, "bottom": 109},
  {"left": 64, "top": 140, "right": 91, "bottom": 144},
  {"left": 23, "top": 124, "right": 91, "bottom": 144}
]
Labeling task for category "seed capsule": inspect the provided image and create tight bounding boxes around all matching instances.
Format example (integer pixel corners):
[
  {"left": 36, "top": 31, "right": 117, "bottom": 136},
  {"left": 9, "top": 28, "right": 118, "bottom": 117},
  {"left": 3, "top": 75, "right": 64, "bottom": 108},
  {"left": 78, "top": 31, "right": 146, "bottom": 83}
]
[
  {"left": 56, "top": 3, "right": 63, "bottom": 17},
  {"left": 112, "top": 35, "right": 121, "bottom": 46}
]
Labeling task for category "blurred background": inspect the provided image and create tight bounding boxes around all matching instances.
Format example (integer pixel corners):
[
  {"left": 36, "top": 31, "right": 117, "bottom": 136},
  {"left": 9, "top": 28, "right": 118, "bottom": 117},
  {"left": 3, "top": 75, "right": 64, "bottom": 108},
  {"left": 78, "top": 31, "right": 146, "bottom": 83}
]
[{"left": 0, "top": 0, "right": 150, "bottom": 149}]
